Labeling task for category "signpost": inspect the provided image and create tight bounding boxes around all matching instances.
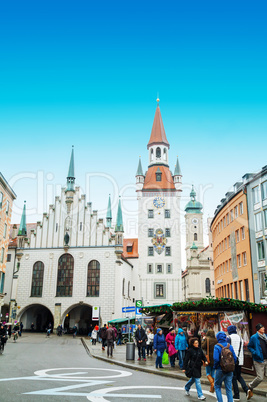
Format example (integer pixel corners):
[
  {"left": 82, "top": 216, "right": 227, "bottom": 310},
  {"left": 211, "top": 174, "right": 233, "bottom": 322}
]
[
  {"left": 135, "top": 300, "right": 142, "bottom": 317},
  {"left": 122, "top": 306, "right": 135, "bottom": 341}
]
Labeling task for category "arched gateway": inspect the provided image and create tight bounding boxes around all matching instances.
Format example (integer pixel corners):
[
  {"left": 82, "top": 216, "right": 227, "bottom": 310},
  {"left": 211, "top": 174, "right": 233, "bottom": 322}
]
[
  {"left": 61, "top": 303, "right": 95, "bottom": 335},
  {"left": 18, "top": 304, "right": 54, "bottom": 332}
]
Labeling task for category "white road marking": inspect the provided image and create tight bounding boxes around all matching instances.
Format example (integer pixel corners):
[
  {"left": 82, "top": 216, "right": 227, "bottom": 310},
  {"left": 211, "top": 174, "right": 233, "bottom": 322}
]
[{"left": 34, "top": 368, "right": 132, "bottom": 380}]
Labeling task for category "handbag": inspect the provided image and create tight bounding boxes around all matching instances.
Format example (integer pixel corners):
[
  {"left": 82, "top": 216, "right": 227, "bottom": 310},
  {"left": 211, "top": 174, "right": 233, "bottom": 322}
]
[
  {"left": 162, "top": 350, "right": 169, "bottom": 365},
  {"left": 185, "top": 349, "right": 200, "bottom": 378},
  {"left": 205, "top": 337, "right": 210, "bottom": 364}
]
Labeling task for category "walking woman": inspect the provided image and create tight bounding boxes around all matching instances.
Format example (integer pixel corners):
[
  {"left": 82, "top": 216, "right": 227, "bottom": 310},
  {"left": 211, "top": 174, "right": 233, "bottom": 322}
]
[
  {"left": 166, "top": 327, "right": 177, "bottom": 367},
  {"left": 153, "top": 328, "right": 166, "bottom": 369},
  {"left": 183, "top": 337, "right": 208, "bottom": 400},
  {"left": 201, "top": 329, "right": 217, "bottom": 393}
]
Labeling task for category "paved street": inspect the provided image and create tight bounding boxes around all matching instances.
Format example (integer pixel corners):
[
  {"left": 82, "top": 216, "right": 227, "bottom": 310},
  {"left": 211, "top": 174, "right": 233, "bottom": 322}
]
[{"left": 0, "top": 334, "right": 264, "bottom": 402}]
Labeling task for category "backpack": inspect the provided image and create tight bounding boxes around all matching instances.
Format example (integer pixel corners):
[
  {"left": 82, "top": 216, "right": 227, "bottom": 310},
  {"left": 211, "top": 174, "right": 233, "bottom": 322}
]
[{"left": 218, "top": 343, "right": 235, "bottom": 373}]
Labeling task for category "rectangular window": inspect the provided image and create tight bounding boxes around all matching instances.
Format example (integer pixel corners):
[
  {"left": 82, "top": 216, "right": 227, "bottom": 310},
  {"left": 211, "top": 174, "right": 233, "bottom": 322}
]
[
  {"left": 226, "top": 260, "right": 228, "bottom": 272},
  {"left": 234, "top": 206, "right": 238, "bottom": 219},
  {"left": 231, "top": 283, "right": 234, "bottom": 298},
  {"left": 223, "top": 217, "right": 226, "bottom": 227},
  {"left": 0, "top": 247, "right": 4, "bottom": 263},
  {"left": 165, "top": 209, "right": 170, "bottom": 218},
  {"left": 147, "top": 264, "right": 153, "bottom": 274},
  {"left": 156, "top": 173, "right": 162, "bottom": 182},
  {"left": 241, "top": 226, "right": 245, "bottom": 240},
  {"left": 230, "top": 210, "right": 234, "bottom": 222},
  {"left": 6, "top": 200, "right": 9, "bottom": 215},
  {"left": 237, "top": 254, "right": 241, "bottom": 267},
  {"left": 245, "top": 279, "right": 250, "bottom": 301},
  {"left": 126, "top": 246, "right": 133, "bottom": 252},
  {"left": 148, "top": 228, "right": 154, "bottom": 237},
  {"left": 234, "top": 281, "right": 238, "bottom": 299},
  {"left": 165, "top": 246, "right": 171, "bottom": 256},
  {"left": 148, "top": 210, "right": 154, "bottom": 218},
  {"left": 264, "top": 210, "right": 267, "bottom": 228},
  {"left": 236, "top": 230, "right": 240, "bottom": 243},
  {"left": 242, "top": 252, "right": 247, "bottom": 266},
  {"left": 157, "top": 264, "right": 163, "bottom": 273},
  {"left": 239, "top": 202, "right": 244, "bottom": 215},
  {"left": 0, "top": 192, "right": 3, "bottom": 209},
  {"left": 228, "top": 235, "right": 230, "bottom": 248},
  {"left": 55, "top": 223, "right": 58, "bottom": 232},
  {"left": 257, "top": 241, "right": 265, "bottom": 260},
  {"left": 252, "top": 186, "right": 260, "bottom": 204},
  {"left": 80, "top": 222, "right": 82, "bottom": 231},
  {"left": 0, "top": 272, "right": 5, "bottom": 294},
  {"left": 3, "top": 223, "right": 7, "bottom": 239},
  {"left": 255, "top": 212, "right": 263, "bottom": 232},
  {"left": 165, "top": 228, "right": 171, "bottom": 237},
  {"left": 224, "top": 238, "right": 227, "bottom": 249},
  {"left": 260, "top": 271, "right": 266, "bottom": 298},
  {"left": 226, "top": 213, "right": 229, "bottom": 225},
  {"left": 167, "top": 264, "right": 172, "bottom": 274},
  {"left": 155, "top": 284, "right": 165, "bottom": 298},
  {"left": 239, "top": 280, "right": 244, "bottom": 301},
  {"left": 148, "top": 247, "right": 154, "bottom": 256},
  {"left": 261, "top": 181, "right": 267, "bottom": 200},
  {"left": 7, "top": 253, "right": 11, "bottom": 262},
  {"left": 229, "top": 258, "right": 232, "bottom": 271}
]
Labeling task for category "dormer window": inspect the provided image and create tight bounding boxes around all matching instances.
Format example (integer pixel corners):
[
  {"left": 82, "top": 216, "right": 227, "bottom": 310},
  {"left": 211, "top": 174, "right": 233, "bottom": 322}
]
[
  {"left": 156, "top": 147, "right": 161, "bottom": 158},
  {"left": 156, "top": 168, "right": 162, "bottom": 182}
]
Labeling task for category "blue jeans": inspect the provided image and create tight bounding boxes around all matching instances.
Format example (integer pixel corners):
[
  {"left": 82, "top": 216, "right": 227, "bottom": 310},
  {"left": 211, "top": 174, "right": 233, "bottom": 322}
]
[
  {"left": 117, "top": 338, "right": 122, "bottom": 345},
  {"left": 215, "top": 368, "right": 233, "bottom": 402},
  {"left": 138, "top": 346, "right": 146, "bottom": 359},
  {"left": 170, "top": 353, "right": 176, "bottom": 367},
  {"left": 156, "top": 350, "right": 164, "bottom": 368},
  {"left": 206, "top": 365, "right": 215, "bottom": 378},
  {"left": 185, "top": 377, "right": 204, "bottom": 398},
  {"left": 178, "top": 349, "right": 186, "bottom": 369}
]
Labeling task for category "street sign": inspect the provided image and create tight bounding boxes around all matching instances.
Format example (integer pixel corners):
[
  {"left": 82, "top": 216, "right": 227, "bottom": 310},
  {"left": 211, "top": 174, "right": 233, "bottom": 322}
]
[
  {"left": 122, "top": 306, "right": 135, "bottom": 313},
  {"left": 135, "top": 300, "right": 142, "bottom": 308},
  {"left": 136, "top": 307, "right": 142, "bottom": 316}
]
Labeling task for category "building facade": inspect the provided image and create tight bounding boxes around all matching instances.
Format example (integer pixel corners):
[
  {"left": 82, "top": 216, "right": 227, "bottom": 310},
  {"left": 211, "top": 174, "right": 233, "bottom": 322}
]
[
  {"left": 182, "top": 186, "right": 211, "bottom": 301},
  {"left": 0, "top": 172, "right": 16, "bottom": 318}
]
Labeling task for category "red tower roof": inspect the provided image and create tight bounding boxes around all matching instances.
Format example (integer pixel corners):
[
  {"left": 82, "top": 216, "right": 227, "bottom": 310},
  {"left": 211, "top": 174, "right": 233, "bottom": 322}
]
[
  {"left": 143, "top": 165, "right": 175, "bottom": 191},
  {"left": 147, "top": 106, "right": 170, "bottom": 149}
]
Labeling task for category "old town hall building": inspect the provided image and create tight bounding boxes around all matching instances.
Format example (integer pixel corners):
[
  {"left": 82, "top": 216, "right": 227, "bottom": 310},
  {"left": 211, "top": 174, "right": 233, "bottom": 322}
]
[{"left": 4, "top": 103, "right": 183, "bottom": 331}]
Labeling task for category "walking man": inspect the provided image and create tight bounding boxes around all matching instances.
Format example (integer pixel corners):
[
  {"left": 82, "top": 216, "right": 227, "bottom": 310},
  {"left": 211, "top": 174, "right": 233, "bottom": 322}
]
[
  {"left": 227, "top": 325, "right": 249, "bottom": 401},
  {"left": 100, "top": 324, "right": 107, "bottom": 351},
  {"left": 247, "top": 323, "right": 267, "bottom": 399},
  {"left": 135, "top": 324, "right": 147, "bottom": 361},
  {"left": 106, "top": 324, "right": 115, "bottom": 357}
]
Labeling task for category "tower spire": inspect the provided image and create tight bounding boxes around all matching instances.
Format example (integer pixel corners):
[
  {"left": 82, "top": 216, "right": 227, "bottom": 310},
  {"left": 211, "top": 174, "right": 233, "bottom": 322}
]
[
  {"left": 147, "top": 105, "right": 169, "bottom": 149},
  {"left": 115, "top": 197, "right": 124, "bottom": 232},
  {"left": 136, "top": 157, "right": 144, "bottom": 176},
  {"left": 174, "top": 155, "right": 182, "bottom": 176},
  {"left": 18, "top": 201, "right": 27, "bottom": 236},
  {"left": 106, "top": 194, "right": 112, "bottom": 227},
  {"left": 66, "top": 146, "right": 75, "bottom": 192}
]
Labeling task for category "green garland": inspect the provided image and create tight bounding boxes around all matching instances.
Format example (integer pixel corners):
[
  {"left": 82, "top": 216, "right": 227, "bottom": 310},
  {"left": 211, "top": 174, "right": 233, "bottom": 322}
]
[{"left": 140, "top": 297, "right": 267, "bottom": 315}]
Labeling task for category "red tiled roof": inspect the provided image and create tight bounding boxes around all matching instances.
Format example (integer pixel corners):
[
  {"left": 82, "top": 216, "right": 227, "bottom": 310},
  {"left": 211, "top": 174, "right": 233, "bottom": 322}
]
[
  {"left": 198, "top": 245, "right": 209, "bottom": 254},
  {"left": 143, "top": 165, "right": 175, "bottom": 190},
  {"left": 147, "top": 106, "right": 170, "bottom": 149},
  {"left": 122, "top": 238, "right": 138, "bottom": 258},
  {"left": 9, "top": 223, "right": 37, "bottom": 247}
]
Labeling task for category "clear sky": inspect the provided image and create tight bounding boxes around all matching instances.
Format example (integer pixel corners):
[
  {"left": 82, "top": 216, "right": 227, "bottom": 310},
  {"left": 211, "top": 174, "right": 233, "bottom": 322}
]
[{"left": 1, "top": 1, "right": 267, "bottom": 267}]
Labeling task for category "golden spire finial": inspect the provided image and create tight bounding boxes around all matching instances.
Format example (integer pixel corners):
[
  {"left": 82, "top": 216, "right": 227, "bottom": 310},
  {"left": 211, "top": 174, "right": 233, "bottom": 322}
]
[{"left": 156, "top": 92, "right": 160, "bottom": 106}]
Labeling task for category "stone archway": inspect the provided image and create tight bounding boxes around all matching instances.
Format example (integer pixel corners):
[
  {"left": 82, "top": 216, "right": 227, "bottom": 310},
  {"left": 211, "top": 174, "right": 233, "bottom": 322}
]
[
  {"left": 18, "top": 304, "right": 54, "bottom": 332},
  {"left": 61, "top": 303, "right": 93, "bottom": 335}
]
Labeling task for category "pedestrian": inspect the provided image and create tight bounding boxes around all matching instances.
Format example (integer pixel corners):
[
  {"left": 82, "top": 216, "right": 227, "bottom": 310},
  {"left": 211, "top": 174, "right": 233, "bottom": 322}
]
[
  {"left": 182, "top": 325, "right": 189, "bottom": 344},
  {"left": 226, "top": 325, "right": 249, "bottom": 401},
  {"left": 183, "top": 337, "right": 208, "bottom": 400},
  {"left": 106, "top": 324, "right": 115, "bottom": 357},
  {"left": 146, "top": 328, "right": 154, "bottom": 357},
  {"left": 117, "top": 328, "right": 122, "bottom": 345},
  {"left": 88, "top": 324, "right": 93, "bottom": 337},
  {"left": 91, "top": 326, "right": 97, "bottom": 345},
  {"left": 166, "top": 327, "right": 177, "bottom": 367},
  {"left": 100, "top": 324, "right": 107, "bottom": 351},
  {"left": 135, "top": 323, "right": 147, "bottom": 361},
  {"left": 20, "top": 322, "right": 24, "bottom": 334},
  {"left": 214, "top": 331, "right": 237, "bottom": 402},
  {"left": 247, "top": 323, "right": 267, "bottom": 399},
  {"left": 175, "top": 328, "right": 188, "bottom": 369},
  {"left": 153, "top": 328, "right": 166, "bottom": 368},
  {"left": 201, "top": 329, "right": 217, "bottom": 393},
  {"left": 31, "top": 322, "right": 34, "bottom": 331},
  {"left": 112, "top": 325, "right": 118, "bottom": 349}
]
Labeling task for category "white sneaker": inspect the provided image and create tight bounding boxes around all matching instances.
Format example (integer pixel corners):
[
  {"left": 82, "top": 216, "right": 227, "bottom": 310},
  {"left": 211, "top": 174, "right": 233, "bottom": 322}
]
[
  {"left": 185, "top": 390, "right": 190, "bottom": 396},
  {"left": 198, "top": 397, "right": 206, "bottom": 401}
]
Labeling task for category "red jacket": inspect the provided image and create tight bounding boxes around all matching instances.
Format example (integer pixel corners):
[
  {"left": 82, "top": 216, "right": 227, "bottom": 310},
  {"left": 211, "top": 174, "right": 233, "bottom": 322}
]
[{"left": 166, "top": 332, "right": 176, "bottom": 347}]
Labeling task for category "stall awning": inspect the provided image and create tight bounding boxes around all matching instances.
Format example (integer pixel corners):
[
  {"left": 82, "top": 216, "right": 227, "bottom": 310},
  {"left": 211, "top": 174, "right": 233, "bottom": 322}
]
[{"left": 108, "top": 317, "right": 135, "bottom": 324}]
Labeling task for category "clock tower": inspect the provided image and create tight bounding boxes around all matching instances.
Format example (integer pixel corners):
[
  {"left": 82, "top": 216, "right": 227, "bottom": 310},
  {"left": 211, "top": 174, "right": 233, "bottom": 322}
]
[
  {"left": 136, "top": 101, "right": 182, "bottom": 305},
  {"left": 185, "top": 185, "right": 204, "bottom": 260}
]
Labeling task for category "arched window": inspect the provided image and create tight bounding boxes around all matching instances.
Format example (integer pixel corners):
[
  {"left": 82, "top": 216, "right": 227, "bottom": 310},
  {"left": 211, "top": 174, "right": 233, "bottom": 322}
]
[
  {"left": 128, "top": 281, "right": 130, "bottom": 298},
  {"left": 194, "top": 233, "right": 198, "bottom": 241},
  {"left": 163, "top": 148, "right": 167, "bottom": 160},
  {"left": 56, "top": 254, "right": 74, "bottom": 297},
  {"left": 87, "top": 260, "right": 100, "bottom": 297},
  {"left": 122, "top": 278, "right": 125, "bottom": 296},
  {"left": 150, "top": 148, "right": 154, "bottom": 161},
  {"left": 156, "top": 147, "right": 161, "bottom": 158},
  {"left": 205, "top": 278, "right": 211, "bottom": 293},
  {"left": 31, "top": 261, "right": 44, "bottom": 297}
]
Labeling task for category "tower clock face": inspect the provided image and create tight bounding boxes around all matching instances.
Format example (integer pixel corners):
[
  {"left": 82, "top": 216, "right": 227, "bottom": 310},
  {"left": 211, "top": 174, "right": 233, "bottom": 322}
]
[
  {"left": 153, "top": 196, "right": 165, "bottom": 209},
  {"left": 192, "top": 218, "right": 198, "bottom": 224}
]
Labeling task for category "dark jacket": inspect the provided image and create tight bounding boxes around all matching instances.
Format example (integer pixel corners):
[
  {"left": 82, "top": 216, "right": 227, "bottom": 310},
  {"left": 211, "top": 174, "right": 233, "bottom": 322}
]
[
  {"left": 100, "top": 326, "right": 107, "bottom": 340},
  {"left": 135, "top": 327, "right": 147, "bottom": 347},
  {"left": 201, "top": 329, "right": 218, "bottom": 367},
  {"left": 153, "top": 329, "right": 166, "bottom": 352},
  {"left": 106, "top": 327, "right": 115, "bottom": 341},
  {"left": 248, "top": 332, "right": 265, "bottom": 363},
  {"left": 184, "top": 346, "right": 207, "bottom": 378},
  {"left": 213, "top": 331, "right": 237, "bottom": 369}
]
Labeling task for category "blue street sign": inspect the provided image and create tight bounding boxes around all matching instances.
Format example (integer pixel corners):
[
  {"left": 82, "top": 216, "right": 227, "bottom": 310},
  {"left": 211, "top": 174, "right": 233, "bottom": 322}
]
[
  {"left": 122, "top": 306, "right": 135, "bottom": 313},
  {"left": 136, "top": 307, "right": 142, "bottom": 316}
]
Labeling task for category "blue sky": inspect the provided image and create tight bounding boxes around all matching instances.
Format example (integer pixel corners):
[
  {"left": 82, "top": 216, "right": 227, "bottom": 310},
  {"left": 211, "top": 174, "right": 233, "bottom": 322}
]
[{"left": 1, "top": 0, "right": 267, "bottom": 257}]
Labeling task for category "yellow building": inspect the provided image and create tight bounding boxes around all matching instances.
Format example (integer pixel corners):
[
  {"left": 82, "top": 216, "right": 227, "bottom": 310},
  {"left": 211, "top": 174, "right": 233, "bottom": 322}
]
[
  {"left": 211, "top": 185, "right": 254, "bottom": 302},
  {"left": 0, "top": 172, "right": 16, "bottom": 296}
]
